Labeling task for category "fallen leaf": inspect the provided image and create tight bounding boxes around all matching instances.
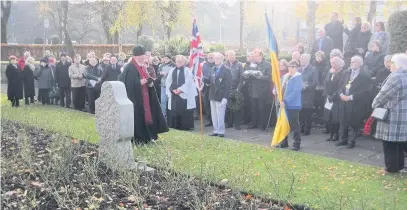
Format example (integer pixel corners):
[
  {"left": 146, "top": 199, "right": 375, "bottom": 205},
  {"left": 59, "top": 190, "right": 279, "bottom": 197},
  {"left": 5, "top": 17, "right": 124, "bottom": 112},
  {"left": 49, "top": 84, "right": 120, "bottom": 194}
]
[
  {"left": 127, "top": 195, "right": 139, "bottom": 202},
  {"left": 284, "top": 205, "right": 292, "bottom": 210},
  {"left": 245, "top": 194, "right": 253, "bottom": 200},
  {"left": 4, "top": 191, "right": 17, "bottom": 196},
  {"left": 31, "top": 181, "right": 43, "bottom": 188}
]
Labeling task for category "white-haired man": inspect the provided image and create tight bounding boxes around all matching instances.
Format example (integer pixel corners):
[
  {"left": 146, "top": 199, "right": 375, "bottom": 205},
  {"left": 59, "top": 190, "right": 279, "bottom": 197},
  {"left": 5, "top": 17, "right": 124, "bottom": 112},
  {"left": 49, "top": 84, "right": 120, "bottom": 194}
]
[
  {"left": 224, "top": 50, "right": 245, "bottom": 130},
  {"left": 166, "top": 55, "right": 197, "bottom": 130},
  {"left": 208, "top": 52, "right": 232, "bottom": 137},
  {"left": 336, "top": 56, "right": 372, "bottom": 149},
  {"left": 311, "top": 28, "right": 333, "bottom": 63},
  {"left": 299, "top": 54, "right": 319, "bottom": 135}
]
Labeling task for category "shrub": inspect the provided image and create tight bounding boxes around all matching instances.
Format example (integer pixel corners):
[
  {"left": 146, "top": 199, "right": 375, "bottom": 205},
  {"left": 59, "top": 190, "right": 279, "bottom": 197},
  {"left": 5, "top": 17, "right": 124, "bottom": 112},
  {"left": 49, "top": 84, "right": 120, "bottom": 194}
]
[
  {"left": 49, "top": 35, "right": 60, "bottom": 45},
  {"left": 388, "top": 10, "right": 407, "bottom": 54},
  {"left": 157, "top": 36, "right": 190, "bottom": 56},
  {"left": 138, "top": 35, "right": 154, "bottom": 52},
  {"left": 206, "top": 43, "right": 225, "bottom": 53}
]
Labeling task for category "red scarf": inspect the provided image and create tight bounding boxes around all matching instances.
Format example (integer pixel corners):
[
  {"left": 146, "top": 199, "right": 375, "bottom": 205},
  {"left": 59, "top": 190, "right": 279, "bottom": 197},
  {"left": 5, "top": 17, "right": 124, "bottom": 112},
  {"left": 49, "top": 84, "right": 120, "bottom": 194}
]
[{"left": 132, "top": 58, "right": 153, "bottom": 125}]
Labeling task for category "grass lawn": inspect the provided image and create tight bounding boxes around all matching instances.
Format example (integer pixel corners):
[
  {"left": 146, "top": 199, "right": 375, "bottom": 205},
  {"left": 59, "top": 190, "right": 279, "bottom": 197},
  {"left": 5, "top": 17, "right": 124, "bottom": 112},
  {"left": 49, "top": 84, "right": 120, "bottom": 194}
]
[{"left": 1, "top": 93, "right": 407, "bottom": 209}]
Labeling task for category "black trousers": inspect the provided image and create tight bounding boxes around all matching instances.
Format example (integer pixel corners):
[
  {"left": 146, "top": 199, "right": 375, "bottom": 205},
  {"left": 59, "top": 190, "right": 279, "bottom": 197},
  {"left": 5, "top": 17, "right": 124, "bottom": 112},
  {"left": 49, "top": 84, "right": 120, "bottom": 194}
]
[
  {"left": 281, "top": 109, "right": 302, "bottom": 147},
  {"left": 25, "top": 96, "right": 34, "bottom": 105},
  {"left": 87, "top": 88, "right": 100, "bottom": 114},
  {"left": 59, "top": 86, "right": 71, "bottom": 107},
  {"left": 226, "top": 108, "right": 242, "bottom": 128},
  {"left": 242, "top": 87, "right": 251, "bottom": 124},
  {"left": 339, "top": 122, "right": 359, "bottom": 143},
  {"left": 38, "top": 89, "right": 50, "bottom": 105},
  {"left": 72, "top": 86, "right": 86, "bottom": 111},
  {"left": 250, "top": 98, "right": 267, "bottom": 128},
  {"left": 382, "top": 140, "right": 405, "bottom": 173},
  {"left": 10, "top": 97, "right": 20, "bottom": 107},
  {"left": 300, "top": 108, "right": 313, "bottom": 134},
  {"left": 329, "top": 123, "right": 340, "bottom": 139},
  {"left": 203, "top": 92, "right": 211, "bottom": 122}
]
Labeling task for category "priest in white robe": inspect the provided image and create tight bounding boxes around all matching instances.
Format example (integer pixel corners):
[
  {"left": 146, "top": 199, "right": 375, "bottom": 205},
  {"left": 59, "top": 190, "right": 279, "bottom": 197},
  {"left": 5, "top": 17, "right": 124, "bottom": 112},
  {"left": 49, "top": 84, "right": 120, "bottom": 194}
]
[{"left": 166, "top": 55, "right": 197, "bottom": 130}]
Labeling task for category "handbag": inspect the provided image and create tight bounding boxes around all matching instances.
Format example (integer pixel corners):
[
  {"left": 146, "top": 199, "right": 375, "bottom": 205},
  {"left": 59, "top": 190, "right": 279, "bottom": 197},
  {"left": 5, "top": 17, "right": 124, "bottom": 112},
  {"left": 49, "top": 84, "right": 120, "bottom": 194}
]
[{"left": 371, "top": 107, "right": 389, "bottom": 121}]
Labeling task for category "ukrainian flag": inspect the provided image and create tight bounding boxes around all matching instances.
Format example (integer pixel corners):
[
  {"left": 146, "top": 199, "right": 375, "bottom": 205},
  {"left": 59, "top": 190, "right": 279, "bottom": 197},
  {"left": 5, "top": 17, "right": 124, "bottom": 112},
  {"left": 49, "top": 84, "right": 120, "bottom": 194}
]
[{"left": 265, "top": 13, "right": 290, "bottom": 146}]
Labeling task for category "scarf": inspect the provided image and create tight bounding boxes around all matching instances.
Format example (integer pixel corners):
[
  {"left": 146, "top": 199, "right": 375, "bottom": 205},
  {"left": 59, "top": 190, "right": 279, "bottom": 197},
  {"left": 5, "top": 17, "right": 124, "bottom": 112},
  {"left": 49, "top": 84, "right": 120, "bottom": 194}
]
[
  {"left": 28, "top": 64, "right": 35, "bottom": 71},
  {"left": 132, "top": 58, "right": 153, "bottom": 125}
]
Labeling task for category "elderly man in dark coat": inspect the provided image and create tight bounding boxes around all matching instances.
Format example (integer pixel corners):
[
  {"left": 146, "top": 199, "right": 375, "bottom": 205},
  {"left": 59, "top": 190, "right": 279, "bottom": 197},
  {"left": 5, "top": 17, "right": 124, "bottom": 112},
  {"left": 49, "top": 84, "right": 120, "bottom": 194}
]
[
  {"left": 336, "top": 56, "right": 372, "bottom": 149},
  {"left": 247, "top": 49, "right": 272, "bottom": 131},
  {"left": 325, "top": 12, "right": 344, "bottom": 52},
  {"left": 119, "top": 46, "right": 169, "bottom": 144},
  {"left": 55, "top": 53, "right": 72, "bottom": 108},
  {"left": 311, "top": 28, "right": 333, "bottom": 64},
  {"left": 299, "top": 54, "right": 319, "bottom": 135},
  {"left": 6, "top": 56, "right": 23, "bottom": 107},
  {"left": 224, "top": 50, "right": 245, "bottom": 130}
]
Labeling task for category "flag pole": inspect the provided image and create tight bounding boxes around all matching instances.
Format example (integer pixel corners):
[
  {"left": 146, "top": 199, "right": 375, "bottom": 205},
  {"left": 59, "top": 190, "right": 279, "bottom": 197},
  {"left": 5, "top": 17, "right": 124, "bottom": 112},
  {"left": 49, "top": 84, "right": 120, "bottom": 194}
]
[{"left": 198, "top": 89, "right": 204, "bottom": 138}]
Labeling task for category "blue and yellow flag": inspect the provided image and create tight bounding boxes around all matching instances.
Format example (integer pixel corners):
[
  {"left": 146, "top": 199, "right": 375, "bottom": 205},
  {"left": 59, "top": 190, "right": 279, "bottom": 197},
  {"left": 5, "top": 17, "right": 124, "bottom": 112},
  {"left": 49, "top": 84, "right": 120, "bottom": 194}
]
[{"left": 265, "top": 13, "right": 290, "bottom": 146}]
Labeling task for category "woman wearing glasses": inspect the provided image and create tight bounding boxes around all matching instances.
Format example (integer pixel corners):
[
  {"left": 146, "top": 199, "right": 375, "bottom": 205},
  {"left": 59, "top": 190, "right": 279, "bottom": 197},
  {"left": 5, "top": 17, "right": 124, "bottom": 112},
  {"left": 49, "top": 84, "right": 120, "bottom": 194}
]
[{"left": 279, "top": 60, "right": 303, "bottom": 151}]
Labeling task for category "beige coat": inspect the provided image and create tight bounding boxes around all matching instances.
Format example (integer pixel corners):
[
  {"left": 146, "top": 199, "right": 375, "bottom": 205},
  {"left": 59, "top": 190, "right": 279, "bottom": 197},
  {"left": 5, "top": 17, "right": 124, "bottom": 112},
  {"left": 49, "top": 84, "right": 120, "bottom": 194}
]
[{"left": 69, "top": 64, "right": 87, "bottom": 87}]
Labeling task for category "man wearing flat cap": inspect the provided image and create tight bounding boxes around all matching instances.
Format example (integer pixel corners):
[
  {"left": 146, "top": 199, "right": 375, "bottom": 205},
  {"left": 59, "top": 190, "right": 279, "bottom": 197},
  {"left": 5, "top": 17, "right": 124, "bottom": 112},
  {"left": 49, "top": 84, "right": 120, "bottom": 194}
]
[{"left": 119, "top": 46, "right": 169, "bottom": 144}]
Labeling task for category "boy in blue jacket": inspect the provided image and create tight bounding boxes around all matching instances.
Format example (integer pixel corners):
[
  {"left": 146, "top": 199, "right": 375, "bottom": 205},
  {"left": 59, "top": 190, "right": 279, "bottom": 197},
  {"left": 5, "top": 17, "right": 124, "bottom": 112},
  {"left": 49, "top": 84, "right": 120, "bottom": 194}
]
[{"left": 279, "top": 60, "right": 303, "bottom": 151}]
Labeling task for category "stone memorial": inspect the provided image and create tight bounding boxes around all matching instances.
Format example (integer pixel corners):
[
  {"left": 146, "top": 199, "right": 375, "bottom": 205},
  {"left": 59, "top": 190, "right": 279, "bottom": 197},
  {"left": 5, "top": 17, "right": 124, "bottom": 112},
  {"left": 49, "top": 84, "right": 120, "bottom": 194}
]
[{"left": 96, "top": 81, "right": 152, "bottom": 171}]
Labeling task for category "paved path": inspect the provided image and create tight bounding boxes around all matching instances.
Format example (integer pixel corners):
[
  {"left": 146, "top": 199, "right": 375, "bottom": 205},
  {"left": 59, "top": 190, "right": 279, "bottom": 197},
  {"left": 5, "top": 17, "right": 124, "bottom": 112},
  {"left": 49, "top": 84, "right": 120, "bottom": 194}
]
[
  {"left": 1, "top": 83, "right": 386, "bottom": 167},
  {"left": 192, "top": 120, "right": 385, "bottom": 167}
]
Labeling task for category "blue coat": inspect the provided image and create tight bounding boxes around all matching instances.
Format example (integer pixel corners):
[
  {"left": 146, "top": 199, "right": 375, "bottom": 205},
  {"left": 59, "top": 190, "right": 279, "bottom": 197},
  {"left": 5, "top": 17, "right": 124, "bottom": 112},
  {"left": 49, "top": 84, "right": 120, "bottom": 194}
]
[{"left": 282, "top": 72, "right": 303, "bottom": 110}]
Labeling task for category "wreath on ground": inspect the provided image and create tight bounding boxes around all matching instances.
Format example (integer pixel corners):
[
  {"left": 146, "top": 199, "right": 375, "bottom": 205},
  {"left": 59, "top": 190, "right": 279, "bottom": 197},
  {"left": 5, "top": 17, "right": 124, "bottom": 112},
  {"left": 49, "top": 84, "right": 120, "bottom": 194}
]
[{"left": 227, "top": 89, "right": 245, "bottom": 111}]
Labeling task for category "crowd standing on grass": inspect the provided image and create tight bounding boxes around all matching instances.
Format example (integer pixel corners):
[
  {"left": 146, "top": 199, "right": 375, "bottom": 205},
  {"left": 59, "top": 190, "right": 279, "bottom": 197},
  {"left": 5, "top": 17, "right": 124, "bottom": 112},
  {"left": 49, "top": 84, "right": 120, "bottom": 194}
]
[{"left": 5, "top": 12, "right": 407, "bottom": 173}]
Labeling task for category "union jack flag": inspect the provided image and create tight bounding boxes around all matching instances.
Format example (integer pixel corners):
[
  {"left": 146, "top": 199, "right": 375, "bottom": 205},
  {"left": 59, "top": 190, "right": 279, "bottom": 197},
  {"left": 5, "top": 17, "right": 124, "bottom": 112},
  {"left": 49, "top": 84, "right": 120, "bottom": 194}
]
[{"left": 189, "top": 18, "right": 205, "bottom": 91}]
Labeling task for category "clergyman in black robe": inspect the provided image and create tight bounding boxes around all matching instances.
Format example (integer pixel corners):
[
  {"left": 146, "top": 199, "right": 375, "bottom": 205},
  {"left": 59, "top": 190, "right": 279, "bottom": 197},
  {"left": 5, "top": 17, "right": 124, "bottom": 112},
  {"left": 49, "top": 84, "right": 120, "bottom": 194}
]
[
  {"left": 119, "top": 46, "right": 169, "bottom": 144},
  {"left": 166, "top": 55, "right": 197, "bottom": 130}
]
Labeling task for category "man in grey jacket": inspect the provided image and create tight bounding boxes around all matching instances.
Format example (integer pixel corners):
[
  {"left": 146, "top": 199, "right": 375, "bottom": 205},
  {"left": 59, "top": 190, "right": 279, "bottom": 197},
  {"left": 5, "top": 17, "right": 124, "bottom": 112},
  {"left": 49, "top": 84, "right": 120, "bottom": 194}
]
[{"left": 158, "top": 55, "right": 175, "bottom": 117}]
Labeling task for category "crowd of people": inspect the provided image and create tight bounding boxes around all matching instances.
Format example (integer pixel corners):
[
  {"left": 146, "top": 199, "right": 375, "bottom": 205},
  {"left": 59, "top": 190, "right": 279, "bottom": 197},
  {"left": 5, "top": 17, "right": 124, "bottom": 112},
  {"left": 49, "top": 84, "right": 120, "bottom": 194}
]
[{"left": 5, "top": 12, "right": 407, "bottom": 173}]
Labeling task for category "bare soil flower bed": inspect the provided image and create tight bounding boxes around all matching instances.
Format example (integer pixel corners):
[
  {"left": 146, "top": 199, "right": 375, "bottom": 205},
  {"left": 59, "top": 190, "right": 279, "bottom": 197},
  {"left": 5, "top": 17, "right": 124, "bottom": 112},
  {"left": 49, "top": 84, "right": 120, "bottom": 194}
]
[{"left": 1, "top": 120, "right": 298, "bottom": 210}]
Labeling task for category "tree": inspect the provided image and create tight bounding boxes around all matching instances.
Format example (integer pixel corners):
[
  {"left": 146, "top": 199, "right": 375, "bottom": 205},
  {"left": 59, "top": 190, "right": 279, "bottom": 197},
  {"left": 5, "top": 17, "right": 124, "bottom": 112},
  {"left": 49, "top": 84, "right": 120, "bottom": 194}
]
[
  {"left": 306, "top": 0, "right": 318, "bottom": 52},
  {"left": 155, "top": 1, "right": 191, "bottom": 42},
  {"left": 85, "top": 0, "right": 125, "bottom": 44},
  {"left": 110, "top": 1, "right": 155, "bottom": 45},
  {"left": 367, "top": 0, "right": 377, "bottom": 23},
  {"left": 388, "top": 10, "right": 407, "bottom": 54},
  {"left": 61, "top": 1, "right": 74, "bottom": 57},
  {"left": 1, "top": 1, "right": 12, "bottom": 43},
  {"left": 36, "top": 1, "right": 74, "bottom": 56},
  {"left": 239, "top": 0, "right": 244, "bottom": 51}
]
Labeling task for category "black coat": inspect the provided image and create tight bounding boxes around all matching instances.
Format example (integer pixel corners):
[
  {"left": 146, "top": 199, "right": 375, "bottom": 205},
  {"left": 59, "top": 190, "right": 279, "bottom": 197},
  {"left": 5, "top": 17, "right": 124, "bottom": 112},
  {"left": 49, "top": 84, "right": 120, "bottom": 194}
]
[
  {"left": 372, "top": 67, "right": 391, "bottom": 99},
  {"left": 355, "top": 31, "right": 372, "bottom": 58},
  {"left": 362, "top": 51, "right": 385, "bottom": 77},
  {"left": 311, "top": 37, "right": 334, "bottom": 63},
  {"left": 247, "top": 59, "right": 272, "bottom": 99},
  {"left": 120, "top": 62, "right": 169, "bottom": 144},
  {"left": 312, "top": 59, "right": 329, "bottom": 86},
  {"left": 55, "top": 61, "right": 72, "bottom": 88},
  {"left": 337, "top": 69, "right": 372, "bottom": 126},
  {"left": 325, "top": 20, "right": 344, "bottom": 51},
  {"left": 324, "top": 70, "right": 345, "bottom": 123},
  {"left": 101, "top": 64, "right": 121, "bottom": 82},
  {"left": 301, "top": 65, "right": 319, "bottom": 109},
  {"left": 344, "top": 24, "right": 361, "bottom": 56},
  {"left": 6, "top": 64, "right": 23, "bottom": 100},
  {"left": 208, "top": 65, "right": 232, "bottom": 102},
  {"left": 22, "top": 65, "right": 36, "bottom": 98}
]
